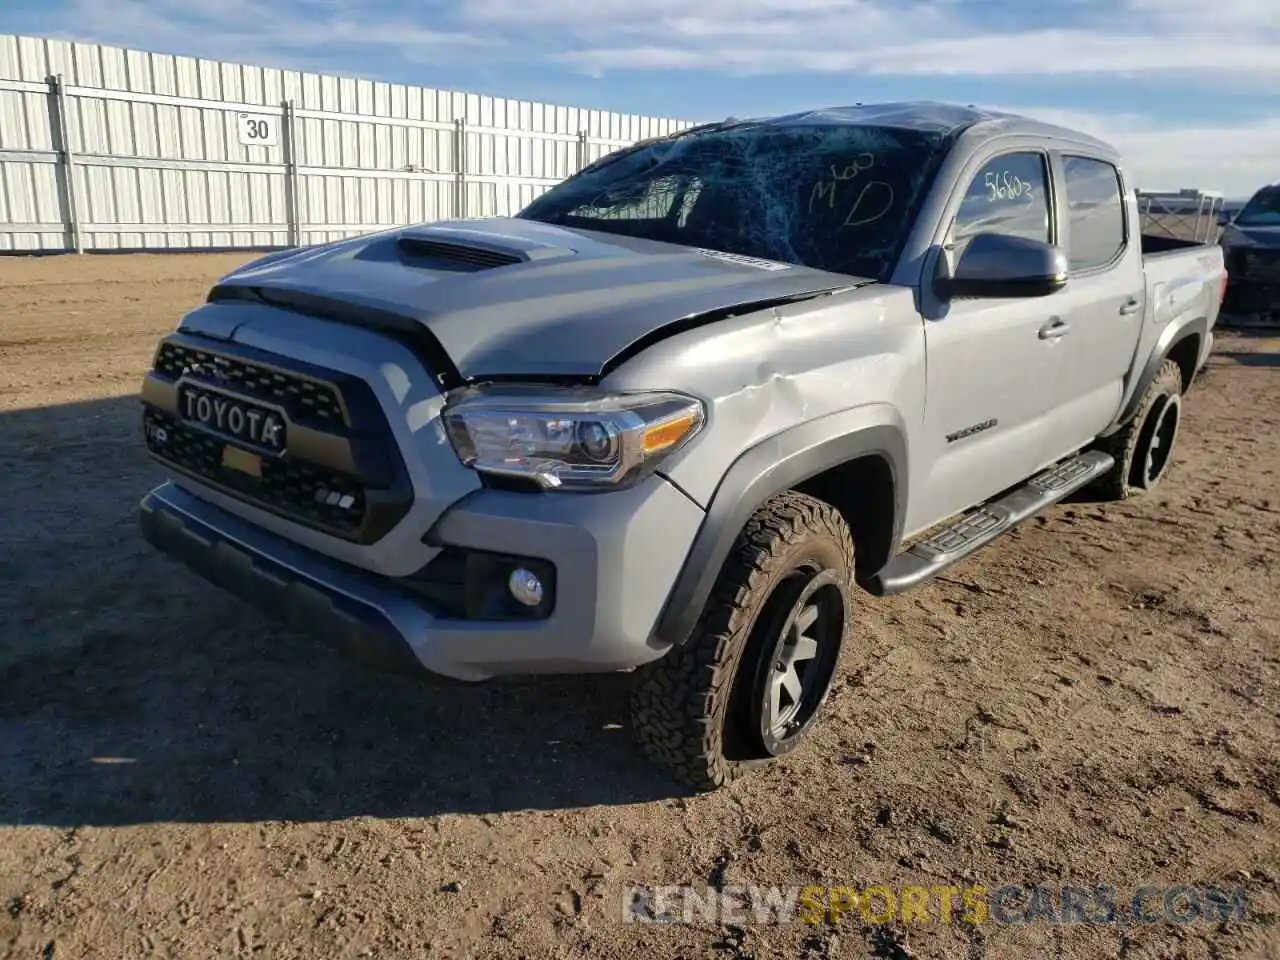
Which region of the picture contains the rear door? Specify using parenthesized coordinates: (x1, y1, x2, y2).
(910, 147, 1068, 533)
(1041, 153, 1145, 457)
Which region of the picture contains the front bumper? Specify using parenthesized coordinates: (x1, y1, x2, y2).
(1221, 248, 1280, 328)
(139, 478, 704, 682)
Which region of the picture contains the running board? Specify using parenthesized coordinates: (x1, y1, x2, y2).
(865, 450, 1115, 596)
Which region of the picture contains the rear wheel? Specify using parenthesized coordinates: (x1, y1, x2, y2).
(630, 491, 854, 791)
(1093, 359, 1184, 500)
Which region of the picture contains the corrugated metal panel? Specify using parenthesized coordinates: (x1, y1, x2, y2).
(0, 34, 695, 252)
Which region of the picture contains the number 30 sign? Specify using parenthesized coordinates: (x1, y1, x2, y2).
(236, 112, 278, 147)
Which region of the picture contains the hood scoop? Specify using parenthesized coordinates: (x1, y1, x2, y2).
(396, 236, 526, 271)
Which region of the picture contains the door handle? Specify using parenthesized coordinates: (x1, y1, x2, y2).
(1038, 318, 1071, 340)
(1118, 298, 1141, 316)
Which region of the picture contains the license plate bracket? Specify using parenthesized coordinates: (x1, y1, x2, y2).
(221, 445, 263, 477)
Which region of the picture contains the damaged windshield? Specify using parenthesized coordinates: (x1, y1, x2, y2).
(517, 122, 954, 281)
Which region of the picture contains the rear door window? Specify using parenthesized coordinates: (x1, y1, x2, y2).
(1062, 156, 1126, 271)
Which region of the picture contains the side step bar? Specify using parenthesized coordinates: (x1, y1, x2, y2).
(865, 450, 1115, 596)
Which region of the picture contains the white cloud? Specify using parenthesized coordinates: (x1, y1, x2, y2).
(46, 0, 1280, 83)
(27, 0, 1280, 195)
(1124, 0, 1274, 32)
(465, 0, 1280, 82)
(555, 33, 1280, 78)
(456, 0, 1279, 194)
(59, 0, 491, 70)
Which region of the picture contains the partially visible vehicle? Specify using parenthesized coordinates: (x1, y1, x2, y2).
(1220, 183, 1280, 329)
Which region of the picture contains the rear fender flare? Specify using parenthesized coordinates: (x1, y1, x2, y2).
(654, 407, 907, 649)
(1103, 314, 1209, 436)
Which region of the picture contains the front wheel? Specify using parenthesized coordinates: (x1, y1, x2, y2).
(630, 491, 854, 791)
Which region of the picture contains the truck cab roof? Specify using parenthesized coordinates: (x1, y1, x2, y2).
(689, 101, 1117, 157)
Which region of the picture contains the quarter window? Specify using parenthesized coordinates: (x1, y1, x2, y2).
(951, 152, 1051, 255)
(1062, 156, 1126, 271)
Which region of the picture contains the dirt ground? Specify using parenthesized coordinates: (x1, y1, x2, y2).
(0, 253, 1277, 960)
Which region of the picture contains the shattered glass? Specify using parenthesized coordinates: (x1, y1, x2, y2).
(518, 118, 956, 282)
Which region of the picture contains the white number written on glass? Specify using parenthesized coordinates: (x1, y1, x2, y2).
(984, 170, 1034, 202)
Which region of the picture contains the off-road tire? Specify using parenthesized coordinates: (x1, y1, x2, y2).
(630, 491, 854, 792)
(1093, 359, 1184, 500)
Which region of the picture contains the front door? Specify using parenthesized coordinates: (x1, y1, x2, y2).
(908, 148, 1070, 534)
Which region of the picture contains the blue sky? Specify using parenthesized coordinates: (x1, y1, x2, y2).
(7, 0, 1278, 196)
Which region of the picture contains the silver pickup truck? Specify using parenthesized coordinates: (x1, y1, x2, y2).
(138, 102, 1226, 790)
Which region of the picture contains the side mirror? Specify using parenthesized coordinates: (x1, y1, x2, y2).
(936, 233, 1068, 300)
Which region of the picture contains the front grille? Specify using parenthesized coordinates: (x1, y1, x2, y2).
(1223, 248, 1280, 315)
(1230, 248, 1280, 284)
(155, 342, 346, 426)
(145, 411, 366, 534)
(1222, 281, 1280, 315)
(396, 237, 523, 270)
(143, 335, 414, 543)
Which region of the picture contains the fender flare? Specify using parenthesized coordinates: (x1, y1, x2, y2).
(1102, 314, 1209, 437)
(654, 407, 908, 648)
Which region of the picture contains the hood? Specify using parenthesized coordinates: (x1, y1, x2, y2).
(1221, 222, 1280, 250)
(206, 218, 861, 380)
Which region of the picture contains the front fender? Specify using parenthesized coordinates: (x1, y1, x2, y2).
(654, 406, 907, 648)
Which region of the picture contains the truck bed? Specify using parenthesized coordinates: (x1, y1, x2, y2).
(1140, 233, 1218, 259)
(1141, 232, 1226, 323)
(1133, 234, 1226, 377)
(1140, 233, 1225, 308)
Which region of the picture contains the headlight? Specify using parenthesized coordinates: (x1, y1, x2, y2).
(441, 384, 705, 490)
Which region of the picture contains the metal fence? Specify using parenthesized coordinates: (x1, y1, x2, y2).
(1135, 188, 1226, 245)
(0, 34, 695, 252)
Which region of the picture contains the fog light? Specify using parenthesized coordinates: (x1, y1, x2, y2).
(508, 567, 544, 607)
